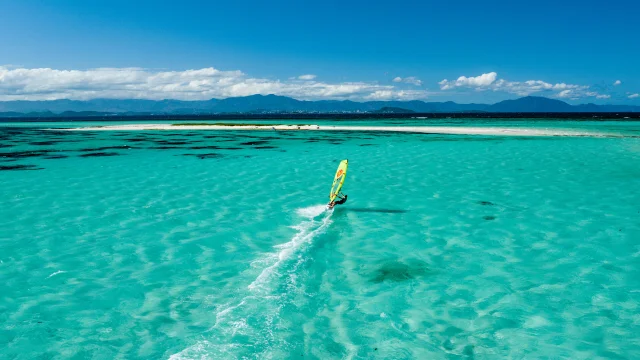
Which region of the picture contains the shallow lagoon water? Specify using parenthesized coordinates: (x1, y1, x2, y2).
(1, 120, 639, 359)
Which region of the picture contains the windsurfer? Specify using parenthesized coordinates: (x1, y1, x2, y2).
(328, 194, 348, 209)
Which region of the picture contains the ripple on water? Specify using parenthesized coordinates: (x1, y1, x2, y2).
(1, 123, 640, 359)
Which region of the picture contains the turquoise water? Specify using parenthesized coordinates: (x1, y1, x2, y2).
(1, 121, 639, 359)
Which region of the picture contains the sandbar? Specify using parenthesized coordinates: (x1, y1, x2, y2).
(60, 123, 612, 137)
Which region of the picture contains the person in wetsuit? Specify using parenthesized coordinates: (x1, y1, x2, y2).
(328, 194, 347, 209)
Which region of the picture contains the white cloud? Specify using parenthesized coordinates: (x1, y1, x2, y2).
(557, 90, 573, 98)
(439, 71, 609, 99)
(392, 76, 422, 86)
(614, 80, 621, 86)
(297, 74, 316, 80)
(438, 72, 497, 90)
(629, 93, 639, 99)
(403, 77, 422, 86)
(364, 89, 428, 100)
(0, 66, 430, 101)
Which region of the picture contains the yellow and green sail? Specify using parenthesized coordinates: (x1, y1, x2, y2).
(329, 159, 348, 202)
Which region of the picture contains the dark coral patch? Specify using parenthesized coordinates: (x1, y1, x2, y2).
(195, 153, 223, 159)
(0, 151, 53, 159)
(370, 259, 431, 283)
(79, 152, 121, 157)
(30, 141, 59, 146)
(189, 145, 222, 150)
(181, 153, 224, 159)
(79, 145, 135, 152)
(0, 164, 43, 171)
(477, 201, 495, 206)
(240, 140, 270, 146)
(153, 141, 190, 145)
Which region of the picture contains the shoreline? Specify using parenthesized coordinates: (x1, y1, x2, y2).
(57, 123, 617, 137)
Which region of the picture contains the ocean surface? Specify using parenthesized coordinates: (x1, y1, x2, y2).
(1, 119, 639, 359)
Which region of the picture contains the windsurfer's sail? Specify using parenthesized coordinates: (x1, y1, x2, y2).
(329, 159, 348, 202)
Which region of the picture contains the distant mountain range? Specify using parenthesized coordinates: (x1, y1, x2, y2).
(0, 95, 639, 117)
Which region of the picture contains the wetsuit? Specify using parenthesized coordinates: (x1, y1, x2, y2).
(334, 195, 348, 205)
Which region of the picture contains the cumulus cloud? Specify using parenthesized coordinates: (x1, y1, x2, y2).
(297, 74, 316, 80)
(557, 90, 573, 98)
(392, 76, 422, 86)
(629, 93, 639, 99)
(0, 66, 430, 101)
(438, 72, 497, 90)
(438, 71, 609, 99)
(364, 89, 427, 100)
(614, 80, 621, 86)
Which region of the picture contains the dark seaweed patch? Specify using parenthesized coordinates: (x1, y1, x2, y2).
(483, 216, 496, 221)
(79, 145, 135, 152)
(219, 147, 243, 150)
(0, 150, 53, 159)
(198, 153, 223, 159)
(240, 140, 270, 146)
(230, 134, 263, 139)
(153, 141, 190, 145)
(79, 152, 121, 157)
(189, 145, 222, 150)
(40, 130, 69, 136)
(148, 146, 184, 150)
(370, 259, 431, 283)
(43, 155, 69, 159)
(477, 201, 495, 206)
(182, 153, 223, 159)
(0, 164, 43, 171)
(29, 141, 59, 146)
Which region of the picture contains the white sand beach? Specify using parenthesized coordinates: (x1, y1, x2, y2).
(60, 123, 612, 137)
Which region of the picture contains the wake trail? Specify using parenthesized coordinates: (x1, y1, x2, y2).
(249, 204, 332, 293)
(170, 204, 332, 360)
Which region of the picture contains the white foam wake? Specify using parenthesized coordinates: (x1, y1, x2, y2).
(248, 204, 332, 293)
(169, 205, 333, 360)
(46, 270, 66, 279)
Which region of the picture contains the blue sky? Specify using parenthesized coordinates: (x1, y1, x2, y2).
(1, 0, 638, 103)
